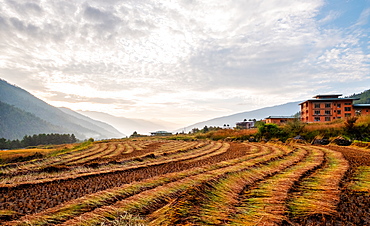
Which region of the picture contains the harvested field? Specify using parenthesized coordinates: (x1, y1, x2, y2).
(0, 140, 368, 225)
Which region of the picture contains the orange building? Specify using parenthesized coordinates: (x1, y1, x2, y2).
(265, 116, 295, 124)
(353, 104, 370, 116)
(300, 94, 359, 123)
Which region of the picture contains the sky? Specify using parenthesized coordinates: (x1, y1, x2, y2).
(0, 0, 369, 127)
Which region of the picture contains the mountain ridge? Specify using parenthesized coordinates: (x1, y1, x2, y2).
(180, 101, 301, 132)
(78, 111, 181, 136)
(0, 79, 123, 140)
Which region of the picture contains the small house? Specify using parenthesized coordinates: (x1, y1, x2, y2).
(265, 116, 295, 124)
(150, 131, 172, 136)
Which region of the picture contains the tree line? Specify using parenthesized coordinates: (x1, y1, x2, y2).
(0, 133, 77, 150)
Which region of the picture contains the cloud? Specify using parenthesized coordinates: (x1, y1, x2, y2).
(46, 91, 135, 105)
(0, 0, 369, 125)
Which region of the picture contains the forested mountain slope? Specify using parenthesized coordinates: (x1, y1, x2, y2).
(0, 101, 65, 140)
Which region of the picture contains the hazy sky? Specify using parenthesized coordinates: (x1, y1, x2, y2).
(0, 0, 369, 127)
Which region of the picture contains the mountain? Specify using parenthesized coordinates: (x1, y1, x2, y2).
(182, 101, 301, 132)
(0, 101, 65, 140)
(0, 79, 123, 140)
(78, 111, 180, 136)
(58, 107, 125, 137)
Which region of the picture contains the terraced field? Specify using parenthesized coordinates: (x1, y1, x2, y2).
(0, 139, 369, 225)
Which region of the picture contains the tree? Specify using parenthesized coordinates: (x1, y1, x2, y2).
(283, 118, 305, 137)
(257, 123, 282, 141)
(0, 138, 8, 149)
(70, 134, 77, 143)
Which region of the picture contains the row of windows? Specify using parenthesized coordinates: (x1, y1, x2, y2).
(313, 114, 351, 121)
(313, 103, 351, 108)
(312, 108, 351, 115)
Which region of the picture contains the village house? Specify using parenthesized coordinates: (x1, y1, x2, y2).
(265, 116, 295, 124)
(299, 94, 370, 123)
(236, 120, 255, 129)
(150, 131, 172, 136)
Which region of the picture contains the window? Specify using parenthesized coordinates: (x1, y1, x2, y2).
(338, 117, 341, 119)
(344, 107, 351, 111)
(314, 110, 320, 115)
(325, 117, 331, 121)
(344, 103, 351, 105)
(337, 104, 341, 108)
(314, 117, 320, 121)
(314, 103, 320, 108)
(345, 113, 351, 117)
(325, 103, 331, 108)
(337, 110, 341, 115)
(325, 110, 331, 115)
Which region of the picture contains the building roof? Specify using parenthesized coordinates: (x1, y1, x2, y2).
(299, 97, 360, 105)
(236, 121, 255, 125)
(265, 116, 295, 119)
(353, 104, 370, 107)
(313, 94, 342, 99)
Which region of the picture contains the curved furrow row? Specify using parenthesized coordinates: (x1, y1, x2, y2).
(40, 143, 103, 167)
(57, 144, 294, 225)
(55, 143, 110, 166)
(146, 141, 209, 157)
(147, 145, 305, 226)
(99, 143, 126, 161)
(66, 143, 118, 165)
(0, 141, 211, 187)
(310, 145, 370, 225)
(4, 142, 258, 225)
(0, 142, 97, 175)
(0, 141, 163, 185)
(286, 145, 349, 224)
(154, 142, 222, 162)
(0, 141, 241, 216)
(229, 146, 325, 225)
(183, 142, 230, 163)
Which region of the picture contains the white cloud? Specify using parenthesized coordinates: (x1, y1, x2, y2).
(0, 0, 369, 126)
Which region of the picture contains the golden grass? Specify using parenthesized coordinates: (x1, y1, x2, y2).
(303, 122, 344, 132)
(0, 148, 54, 160)
(230, 146, 324, 225)
(54, 144, 288, 225)
(0, 143, 79, 162)
(147, 144, 295, 226)
(287, 146, 349, 217)
(0, 141, 215, 186)
(197, 128, 258, 140)
(347, 166, 370, 192)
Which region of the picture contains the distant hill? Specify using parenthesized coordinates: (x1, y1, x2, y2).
(351, 89, 370, 104)
(0, 79, 123, 140)
(58, 107, 125, 137)
(0, 101, 65, 140)
(78, 111, 181, 136)
(181, 101, 301, 132)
